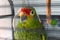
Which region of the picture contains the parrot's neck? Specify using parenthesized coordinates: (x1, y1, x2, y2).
(34, 15, 41, 23)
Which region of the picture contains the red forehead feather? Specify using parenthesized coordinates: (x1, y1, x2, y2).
(20, 8, 31, 15)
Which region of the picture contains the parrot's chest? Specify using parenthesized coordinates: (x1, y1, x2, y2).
(22, 18, 42, 29)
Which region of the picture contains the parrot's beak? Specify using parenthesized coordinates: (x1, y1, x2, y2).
(19, 12, 27, 21)
(19, 12, 25, 17)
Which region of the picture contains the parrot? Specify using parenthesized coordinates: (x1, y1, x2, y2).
(14, 6, 48, 40)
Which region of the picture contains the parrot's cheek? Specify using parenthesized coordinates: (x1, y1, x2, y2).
(27, 15, 33, 19)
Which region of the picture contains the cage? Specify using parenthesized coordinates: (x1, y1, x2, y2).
(0, 0, 60, 40)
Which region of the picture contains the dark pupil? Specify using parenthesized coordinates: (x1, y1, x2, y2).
(32, 11, 33, 14)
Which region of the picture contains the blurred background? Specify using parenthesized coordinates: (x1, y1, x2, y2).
(0, 0, 60, 40)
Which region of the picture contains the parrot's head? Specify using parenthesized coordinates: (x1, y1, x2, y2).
(18, 7, 37, 21)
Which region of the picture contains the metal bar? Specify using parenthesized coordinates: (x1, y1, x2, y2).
(0, 15, 12, 18)
(0, 37, 12, 40)
(8, 0, 15, 16)
(0, 0, 15, 18)
(8, 0, 15, 40)
(12, 3, 60, 7)
(0, 27, 12, 30)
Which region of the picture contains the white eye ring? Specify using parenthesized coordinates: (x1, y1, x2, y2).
(30, 11, 34, 16)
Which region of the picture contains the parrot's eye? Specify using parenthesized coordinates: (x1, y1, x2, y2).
(31, 11, 33, 14)
(30, 11, 34, 16)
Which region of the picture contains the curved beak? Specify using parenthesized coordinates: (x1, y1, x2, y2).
(18, 12, 27, 21)
(19, 12, 25, 17)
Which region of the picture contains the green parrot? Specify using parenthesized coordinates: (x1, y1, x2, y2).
(14, 6, 48, 40)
